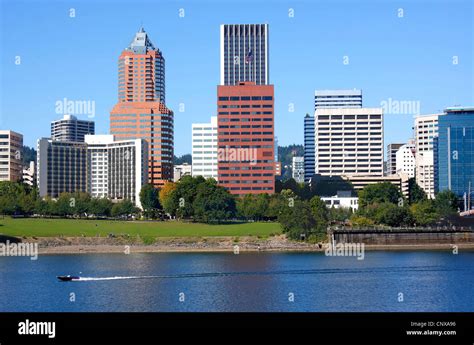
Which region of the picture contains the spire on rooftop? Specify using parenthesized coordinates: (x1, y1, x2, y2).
(126, 27, 156, 53)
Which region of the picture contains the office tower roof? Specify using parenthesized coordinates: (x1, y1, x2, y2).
(126, 27, 158, 54)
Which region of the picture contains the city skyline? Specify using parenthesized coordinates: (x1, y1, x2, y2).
(1, 0, 472, 156)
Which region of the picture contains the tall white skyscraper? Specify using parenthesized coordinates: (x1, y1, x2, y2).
(220, 24, 269, 85)
(414, 114, 440, 198)
(314, 107, 384, 177)
(0, 130, 23, 182)
(192, 116, 218, 180)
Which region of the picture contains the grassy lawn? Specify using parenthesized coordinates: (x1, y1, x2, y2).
(0, 217, 282, 238)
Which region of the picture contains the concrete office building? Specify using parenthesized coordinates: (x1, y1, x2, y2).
(292, 156, 305, 183)
(345, 174, 409, 198)
(396, 140, 416, 178)
(0, 130, 23, 182)
(414, 114, 440, 199)
(304, 114, 315, 182)
(386, 143, 404, 176)
(192, 116, 218, 180)
(217, 81, 275, 194)
(51, 114, 94, 142)
(314, 107, 384, 177)
(220, 24, 269, 86)
(85, 135, 148, 208)
(37, 138, 88, 198)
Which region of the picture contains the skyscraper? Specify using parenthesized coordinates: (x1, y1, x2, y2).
(110, 28, 173, 188)
(435, 107, 474, 204)
(304, 114, 315, 182)
(51, 114, 94, 142)
(220, 24, 269, 86)
(414, 114, 440, 198)
(314, 107, 384, 177)
(217, 81, 275, 194)
(395, 140, 416, 178)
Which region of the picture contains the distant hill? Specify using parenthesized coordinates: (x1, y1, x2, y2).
(278, 144, 304, 180)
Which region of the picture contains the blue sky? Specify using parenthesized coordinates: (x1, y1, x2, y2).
(1, 0, 473, 156)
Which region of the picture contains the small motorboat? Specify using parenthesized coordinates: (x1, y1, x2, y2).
(57, 275, 80, 282)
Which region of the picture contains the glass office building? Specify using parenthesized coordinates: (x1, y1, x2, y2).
(436, 107, 474, 204)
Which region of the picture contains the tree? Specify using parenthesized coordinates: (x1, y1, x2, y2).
(309, 196, 329, 230)
(278, 200, 317, 240)
(358, 182, 402, 209)
(159, 181, 177, 214)
(408, 178, 427, 204)
(89, 198, 113, 217)
(192, 180, 236, 223)
(434, 190, 459, 217)
(111, 200, 138, 218)
(162, 175, 206, 219)
(410, 200, 438, 226)
(140, 184, 161, 218)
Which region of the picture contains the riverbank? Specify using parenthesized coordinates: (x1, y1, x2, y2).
(25, 235, 474, 254)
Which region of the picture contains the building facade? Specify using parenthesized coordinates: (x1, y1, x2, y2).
(37, 138, 88, 198)
(386, 143, 404, 176)
(220, 24, 269, 86)
(304, 114, 315, 182)
(174, 163, 192, 182)
(217, 81, 275, 195)
(292, 156, 305, 183)
(395, 140, 416, 178)
(191, 116, 218, 180)
(110, 28, 173, 188)
(314, 89, 362, 109)
(414, 114, 440, 198)
(0, 130, 23, 182)
(345, 174, 410, 198)
(436, 107, 474, 204)
(314, 107, 384, 177)
(85, 135, 148, 208)
(51, 114, 94, 142)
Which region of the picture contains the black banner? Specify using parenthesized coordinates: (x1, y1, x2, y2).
(0, 312, 472, 345)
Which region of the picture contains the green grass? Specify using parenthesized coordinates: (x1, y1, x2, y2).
(0, 217, 282, 238)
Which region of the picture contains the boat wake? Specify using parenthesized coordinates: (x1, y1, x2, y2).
(64, 265, 459, 282)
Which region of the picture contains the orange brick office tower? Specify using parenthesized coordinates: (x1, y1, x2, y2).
(110, 28, 173, 188)
(217, 82, 275, 195)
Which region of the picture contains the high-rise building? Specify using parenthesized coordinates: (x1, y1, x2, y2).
(414, 114, 440, 198)
(217, 81, 275, 194)
(314, 107, 384, 177)
(304, 114, 315, 182)
(37, 138, 88, 198)
(84, 135, 148, 208)
(110, 28, 173, 188)
(292, 156, 305, 183)
(435, 107, 474, 204)
(191, 116, 218, 180)
(386, 143, 404, 176)
(396, 140, 416, 178)
(314, 89, 362, 109)
(220, 24, 269, 86)
(51, 114, 94, 142)
(0, 130, 23, 182)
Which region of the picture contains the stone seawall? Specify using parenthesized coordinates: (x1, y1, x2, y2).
(331, 229, 474, 245)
